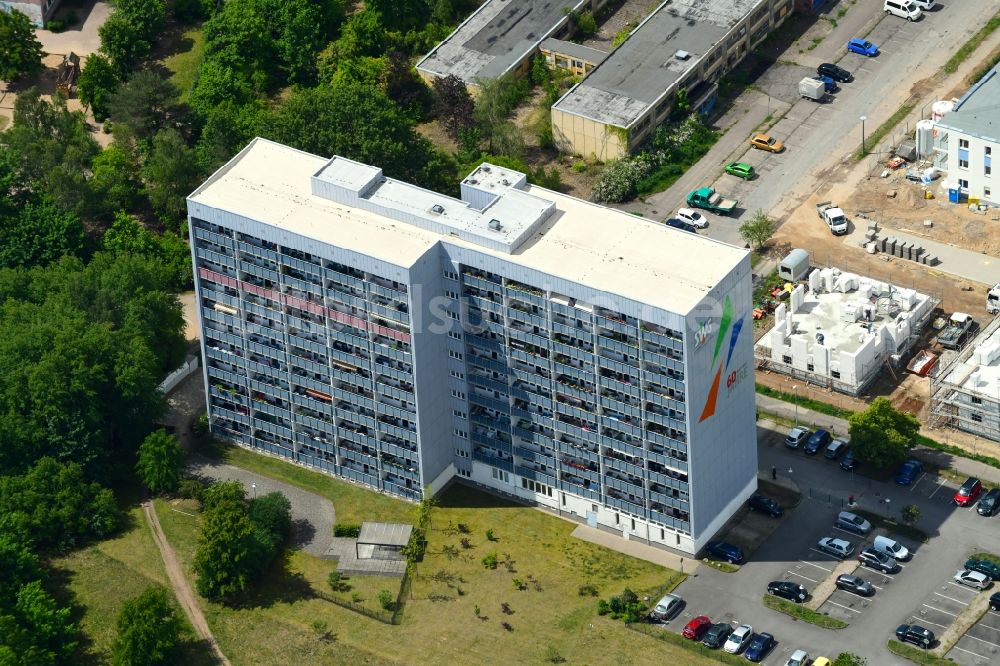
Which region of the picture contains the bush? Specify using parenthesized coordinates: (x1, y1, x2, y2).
(578, 583, 599, 597)
(177, 478, 205, 502)
(334, 523, 361, 538)
(47, 19, 66, 32)
(512, 577, 526, 591)
(486, 528, 496, 541)
(575, 10, 597, 37)
(482, 552, 499, 569)
(596, 599, 610, 615)
(377, 589, 393, 610)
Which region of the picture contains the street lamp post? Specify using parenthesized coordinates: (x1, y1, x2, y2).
(860, 115, 868, 155)
(252, 482, 257, 499)
(792, 385, 799, 425)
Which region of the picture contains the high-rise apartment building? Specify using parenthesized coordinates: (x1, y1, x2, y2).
(188, 138, 756, 554)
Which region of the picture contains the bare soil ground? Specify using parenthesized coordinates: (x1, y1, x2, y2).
(580, 0, 655, 52)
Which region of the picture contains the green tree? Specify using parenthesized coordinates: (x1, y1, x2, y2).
(112, 586, 182, 666)
(109, 71, 179, 141)
(0, 10, 44, 82)
(433, 74, 474, 140)
(202, 480, 246, 512)
(136, 430, 184, 494)
(194, 498, 256, 599)
(77, 53, 121, 121)
(739, 209, 775, 250)
(336, 9, 387, 59)
(6, 580, 78, 664)
(833, 653, 868, 666)
(98, 0, 167, 77)
(143, 128, 201, 226)
(89, 142, 144, 216)
(900, 504, 921, 526)
(848, 397, 920, 469)
(473, 75, 530, 158)
(249, 492, 292, 547)
(0, 198, 84, 269)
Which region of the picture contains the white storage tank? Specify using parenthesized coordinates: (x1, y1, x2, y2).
(916, 119, 934, 158)
(931, 100, 954, 121)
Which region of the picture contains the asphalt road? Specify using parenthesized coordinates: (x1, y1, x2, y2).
(670, 420, 1000, 664)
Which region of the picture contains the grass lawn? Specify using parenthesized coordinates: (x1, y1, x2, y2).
(50, 506, 216, 665)
(762, 594, 848, 629)
(162, 27, 205, 103)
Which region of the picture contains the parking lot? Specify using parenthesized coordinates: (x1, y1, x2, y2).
(903, 571, 979, 637)
(651, 609, 809, 666)
(948, 609, 1000, 665)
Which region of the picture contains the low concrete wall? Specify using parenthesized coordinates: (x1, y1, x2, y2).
(158, 357, 199, 395)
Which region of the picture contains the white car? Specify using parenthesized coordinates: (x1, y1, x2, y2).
(955, 569, 991, 590)
(723, 624, 753, 654)
(649, 593, 683, 622)
(785, 426, 810, 448)
(817, 537, 854, 559)
(676, 208, 709, 229)
(785, 650, 810, 666)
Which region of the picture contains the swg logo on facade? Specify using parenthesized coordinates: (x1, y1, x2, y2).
(698, 295, 745, 422)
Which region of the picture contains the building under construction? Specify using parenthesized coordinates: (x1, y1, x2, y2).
(931, 316, 1000, 441)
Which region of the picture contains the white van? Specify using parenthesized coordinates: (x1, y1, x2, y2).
(884, 0, 922, 20)
(873, 535, 911, 561)
(910, 0, 935, 10)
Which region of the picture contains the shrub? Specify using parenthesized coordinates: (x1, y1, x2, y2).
(351, 592, 362, 603)
(47, 19, 66, 32)
(460, 537, 472, 549)
(512, 577, 526, 591)
(578, 583, 599, 597)
(501, 602, 512, 614)
(572, 161, 587, 173)
(457, 523, 470, 534)
(328, 571, 349, 592)
(544, 645, 566, 663)
(596, 599, 610, 615)
(334, 523, 361, 538)
(501, 621, 513, 632)
(377, 589, 393, 610)
(486, 528, 496, 541)
(482, 552, 499, 569)
(177, 478, 205, 502)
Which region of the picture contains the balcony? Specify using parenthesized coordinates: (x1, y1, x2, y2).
(472, 448, 514, 472)
(605, 494, 646, 517)
(515, 465, 557, 487)
(560, 477, 600, 501)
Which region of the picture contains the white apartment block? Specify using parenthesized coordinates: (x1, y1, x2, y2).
(935, 64, 999, 205)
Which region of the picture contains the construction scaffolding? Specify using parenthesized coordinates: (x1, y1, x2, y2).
(930, 315, 1000, 441)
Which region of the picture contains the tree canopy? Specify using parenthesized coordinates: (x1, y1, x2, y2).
(848, 397, 920, 469)
(136, 430, 184, 494)
(0, 10, 44, 82)
(112, 586, 182, 666)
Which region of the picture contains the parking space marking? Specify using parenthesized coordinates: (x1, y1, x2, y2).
(833, 526, 864, 538)
(971, 622, 1000, 634)
(945, 583, 978, 596)
(787, 570, 820, 583)
(951, 645, 991, 660)
(823, 600, 862, 614)
(801, 557, 833, 571)
(910, 472, 926, 491)
(937, 590, 973, 604)
(929, 479, 948, 498)
(961, 633, 1000, 649)
(870, 583, 883, 590)
(923, 603, 958, 617)
(912, 616, 950, 629)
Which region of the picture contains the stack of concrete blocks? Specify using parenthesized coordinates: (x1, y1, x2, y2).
(876, 236, 939, 266)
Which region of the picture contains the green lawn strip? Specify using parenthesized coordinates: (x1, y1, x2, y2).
(855, 102, 916, 160)
(703, 560, 740, 573)
(203, 440, 413, 525)
(755, 384, 854, 420)
(629, 623, 751, 665)
(971, 552, 1000, 567)
(761, 594, 848, 629)
(942, 11, 1000, 74)
(162, 27, 205, 103)
(915, 434, 1000, 472)
(851, 508, 929, 543)
(888, 640, 952, 665)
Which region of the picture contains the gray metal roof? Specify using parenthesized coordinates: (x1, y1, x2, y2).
(358, 522, 414, 548)
(935, 65, 1000, 143)
(539, 38, 608, 65)
(416, 0, 589, 84)
(553, 0, 764, 127)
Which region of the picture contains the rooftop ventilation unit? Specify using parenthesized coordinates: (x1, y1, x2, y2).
(488, 219, 503, 232)
(430, 204, 445, 215)
(674, 50, 691, 61)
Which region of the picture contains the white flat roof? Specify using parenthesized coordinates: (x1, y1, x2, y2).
(188, 138, 747, 315)
(945, 322, 1000, 399)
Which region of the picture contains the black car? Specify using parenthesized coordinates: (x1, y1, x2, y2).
(896, 624, 935, 649)
(748, 494, 784, 518)
(702, 623, 733, 649)
(859, 547, 900, 574)
(767, 580, 808, 603)
(965, 558, 1000, 580)
(990, 592, 1000, 611)
(840, 448, 857, 471)
(836, 574, 875, 596)
(818, 62, 853, 83)
(804, 428, 832, 454)
(979, 488, 1000, 516)
(706, 541, 745, 564)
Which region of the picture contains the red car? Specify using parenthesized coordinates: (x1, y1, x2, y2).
(682, 615, 712, 640)
(954, 477, 983, 506)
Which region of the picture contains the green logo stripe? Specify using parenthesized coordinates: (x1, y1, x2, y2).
(712, 295, 733, 364)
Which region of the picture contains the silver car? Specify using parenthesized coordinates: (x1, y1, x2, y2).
(649, 593, 683, 621)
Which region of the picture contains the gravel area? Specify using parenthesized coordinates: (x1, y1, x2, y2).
(188, 458, 336, 557)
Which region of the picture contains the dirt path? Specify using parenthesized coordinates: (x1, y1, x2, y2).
(143, 501, 231, 666)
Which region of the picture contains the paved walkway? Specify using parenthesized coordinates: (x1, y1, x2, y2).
(189, 458, 336, 557)
(143, 501, 231, 666)
(570, 524, 699, 574)
(35, 0, 110, 56)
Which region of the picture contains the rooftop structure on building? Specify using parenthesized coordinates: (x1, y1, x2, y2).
(188, 138, 756, 556)
(931, 316, 1000, 443)
(935, 64, 1000, 143)
(755, 261, 936, 395)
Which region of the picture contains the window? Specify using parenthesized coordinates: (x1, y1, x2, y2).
(986, 188, 992, 197)
(443, 270, 459, 281)
(562, 493, 567, 506)
(831, 370, 841, 379)
(988, 147, 993, 156)
(987, 165, 992, 176)
(972, 413, 984, 423)
(447, 310, 460, 320)
(454, 428, 468, 438)
(456, 448, 469, 458)
(450, 370, 465, 380)
(660, 528, 665, 540)
(630, 518, 636, 530)
(782, 355, 792, 364)
(959, 179, 969, 189)
(446, 290, 459, 299)
(453, 409, 467, 419)
(448, 331, 462, 340)
(960, 139, 969, 148)
(492, 468, 509, 483)
(458, 468, 471, 477)
(449, 350, 464, 360)
(614, 513, 620, 525)
(451, 390, 466, 400)
(960, 158, 969, 169)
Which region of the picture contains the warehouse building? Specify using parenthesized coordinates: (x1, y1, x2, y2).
(187, 138, 756, 555)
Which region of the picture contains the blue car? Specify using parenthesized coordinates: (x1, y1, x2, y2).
(811, 75, 837, 92)
(706, 541, 745, 564)
(804, 429, 832, 454)
(744, 632, 775, 662)
(848, 38, 878, 56)
(895, 459, 923, 485)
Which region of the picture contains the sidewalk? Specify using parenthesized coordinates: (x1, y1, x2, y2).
(570, 524, 699, 574)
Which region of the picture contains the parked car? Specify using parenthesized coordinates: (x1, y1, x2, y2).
(703, 623, 734, 649)
(817, 537, 854, 559)
(990, 592, 1000, 611)
(724, 624, 753, 654)
(724, 162, 756, 180)
(683, 615, 712, 639)
(785, 426, 810, 448)
(785, 650, 810, 666)
(839, 447, 858, 471)
(706, 542, 745, 564)
(748, 494, 784, 518)
(812, 658, 832, 666)
(979, 488, 1000, 516)
(896, 624, 935, 648)
(859, 547, 900, 574)
(767, 580, 808, 603)
(665, 218, 698, 233)
(955, 569, 991, 590)
(649, 593, 683, 622)
(675, 208, 710, 229)
(966, 558, 1000, 580)
(818, 62, 853, 83)
(895, 459, 923, 485)
(744, 632, 775, 662)
(836, 510, 872, 535)
(847, 38, 879, 56)
(954, 477, 983, 506)
(874, 535, 911, 561)
(750, 134, 784, 153)
(825, 438, 849, 460)
(804, 428, 832, 454)
(836, 574, 875, 596)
